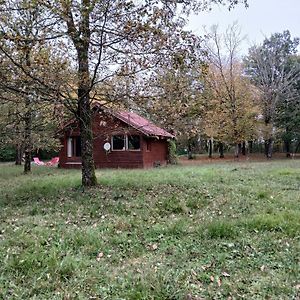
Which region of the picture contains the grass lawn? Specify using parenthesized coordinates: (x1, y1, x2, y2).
(0, 160, 299, 299)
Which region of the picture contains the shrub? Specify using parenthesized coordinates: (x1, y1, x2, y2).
(0, 145, 16, 162)
(168, 140, 178, 165)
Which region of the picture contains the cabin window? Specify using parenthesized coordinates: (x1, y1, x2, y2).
(67, 136, 81, 157)
(128, 135, 140, 150)
(112, 135, 126, 150)
(111, 135, 141, 151)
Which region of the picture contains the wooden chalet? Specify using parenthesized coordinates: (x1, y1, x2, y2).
(59, 105, 175, 169)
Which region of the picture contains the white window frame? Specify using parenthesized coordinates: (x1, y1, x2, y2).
(111, 135, 126, 151)
(127, 135, 141, 151)
(67, 137, 73, 158)
(111, 134, 141, 151)
(67, 136, 81, 157)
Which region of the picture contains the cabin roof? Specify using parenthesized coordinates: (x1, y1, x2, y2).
(60, 104, 175, 139)
(112, 111, 174, 139)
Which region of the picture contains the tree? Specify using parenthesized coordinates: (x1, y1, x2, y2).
(0, 0, 248, 186)
(275, 55, 300, 156)
(244, 30, 300, 158)
(203, 24, 259, 157)
(0, 51, 61, 168)
(0, 1, 66, 172)
(142, 33, 206, 158)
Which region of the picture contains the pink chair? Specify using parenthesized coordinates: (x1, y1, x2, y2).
(33, 157, 45, 166)
(46, 157, 59, 166)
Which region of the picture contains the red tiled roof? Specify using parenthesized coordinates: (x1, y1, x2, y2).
(114, 111, 174, 138)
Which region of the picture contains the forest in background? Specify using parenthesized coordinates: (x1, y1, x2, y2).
(0, 0, 299, 185)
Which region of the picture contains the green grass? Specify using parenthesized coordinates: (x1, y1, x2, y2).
(0, 161, 300, 299)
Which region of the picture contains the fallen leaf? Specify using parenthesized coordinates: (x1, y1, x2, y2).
(210, 275, 214, 282)
(222, 271, 230, 277)
(96, 252, 104, 261)
(217, 277, 222, 287)
(260, 265, 265, 272)
(185, 295, 204, 300)
(201, 262, 212, 270)
(150, 243, 158, 251)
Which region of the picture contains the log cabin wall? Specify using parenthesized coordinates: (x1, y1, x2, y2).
(143, 138, 168, 168)
(59, 111, 169, 169)
(92, 113, 144, 168)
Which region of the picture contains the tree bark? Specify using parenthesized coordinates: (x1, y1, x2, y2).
(187, 139, 193, 160)
(248, 140, 253, 154)
(208, 138, 213, 158)
(219, 142, 224, 158)
(234, 144, 239, 158)
(242, 141, 246, 156)
(264, 138, 273, 158)
(295, 141, 300, 154)
(284, 139, 291, 158)
(15, 144, 22, 165)
(284, 127, 291, 157)
(75, 1, 97, 187)
(78, 89, 97, 187)
(66, 0, 97, 187)
(24, 49, 32, 174)
(24, 97, 32, 173)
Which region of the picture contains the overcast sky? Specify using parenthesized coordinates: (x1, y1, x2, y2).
(186, 0, 300, 55)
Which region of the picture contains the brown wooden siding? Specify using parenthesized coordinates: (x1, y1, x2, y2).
(143, 138, 168, 168)
(59, 112, 169, 169)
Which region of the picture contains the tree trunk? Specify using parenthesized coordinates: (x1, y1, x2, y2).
(24, 49, 32, 174)
(248, 140, 253, 154)
(264, 138, 273, 158)
(219, 142, 224, 158)
(234, 144, 239, 158)
(76, 35, 97, 186)
(242, 141, 246, 156)
(208, 138, 213, 158)
(67, 0, 97, 187)
(284, 139, 291, 158)
(78, 94, 97, 187)
(295, 141, 300, 154)
(24, 97, 32, 173)
(284, 127, 291, 157)
(187, 139, 193, 160)
(238, 143, 242, 154)
(15, 144, 22, 165)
